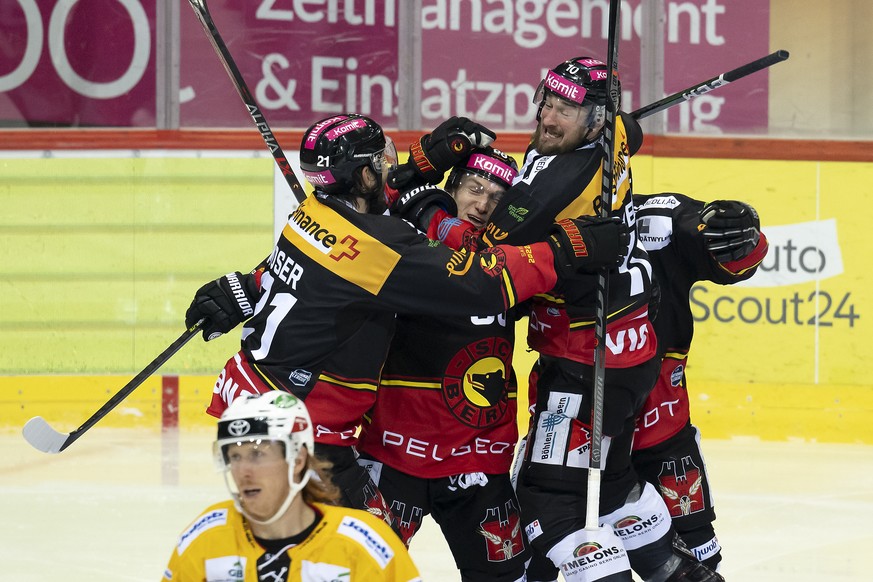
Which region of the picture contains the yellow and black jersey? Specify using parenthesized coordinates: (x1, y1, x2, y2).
(162, 500, 421, 582)
(482, 112, 652, 320)
(481, 113, 657, 366)
(239, 194, 557, 396)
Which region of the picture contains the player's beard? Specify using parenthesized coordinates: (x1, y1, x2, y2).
(532, 122, 588, 155)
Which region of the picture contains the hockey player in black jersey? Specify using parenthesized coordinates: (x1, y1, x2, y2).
(357, 147, 531, 581)
(524, 193, 766, 580)
(397, 58, 725, 581)
(631, 193, 768, 571)
(184, 114, 629, 530)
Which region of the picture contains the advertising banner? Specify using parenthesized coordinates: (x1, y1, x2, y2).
(0, 0, 157, 127)
(2, 0, 769, 132)
(421, 0, 769, 132)
(179, 0, 399, 127)
(640, 157, 870, 388)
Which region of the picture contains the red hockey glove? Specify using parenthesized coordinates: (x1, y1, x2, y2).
(185, 271, 259, 341)
(547, 216, 629, 277)
(700, 200, 761, 262)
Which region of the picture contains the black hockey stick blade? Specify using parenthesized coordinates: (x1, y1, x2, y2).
(22, 320, 204, 454)
(631, 49, 790, 120)
(186, 0, 307, 204)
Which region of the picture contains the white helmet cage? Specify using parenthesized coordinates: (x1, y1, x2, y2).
(213, 391, 315, 525)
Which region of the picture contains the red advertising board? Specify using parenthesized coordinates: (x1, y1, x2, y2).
(0, 0, 769, 133)
(0, 0, 157, 127)
(421, 0, 770, 133)
(179, 0, 399, 128)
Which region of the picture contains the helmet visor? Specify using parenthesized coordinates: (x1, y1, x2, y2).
(372, 134, 398, 175)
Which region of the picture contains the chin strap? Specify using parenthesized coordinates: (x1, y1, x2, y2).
(226, 467, 313, 526)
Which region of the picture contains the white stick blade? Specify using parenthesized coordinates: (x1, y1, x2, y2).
(22, 417, 69, 454)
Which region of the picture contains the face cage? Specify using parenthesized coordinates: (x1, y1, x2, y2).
(214, 436, 312, 526)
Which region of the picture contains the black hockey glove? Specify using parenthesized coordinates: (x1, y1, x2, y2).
(390, 185, 458, 231)
(408, 116, 496, 184)
(547, 216, 629, 278)
(185, 271, 259, 341)
(700, 200, 761, 262)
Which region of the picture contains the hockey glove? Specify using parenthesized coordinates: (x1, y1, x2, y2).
(185, 271, 259, 341)
(700, 200, 761, 262)
(408, 116, 496, 184)
(547, 216, 629, 278)
(390, 185, 458, 231)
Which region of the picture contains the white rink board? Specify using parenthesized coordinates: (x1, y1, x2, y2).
(1, 429, 871, 581)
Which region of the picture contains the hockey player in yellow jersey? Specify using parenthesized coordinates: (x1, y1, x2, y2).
(162, 391, 421, 582)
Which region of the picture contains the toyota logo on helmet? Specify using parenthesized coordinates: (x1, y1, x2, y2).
(227, 419, 251, 437)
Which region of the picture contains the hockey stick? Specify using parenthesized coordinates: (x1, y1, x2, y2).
(587, 0, 622, 531)
(631, 50, 790, 120)
(186, 0, 306, 204)
(22, 319, 204, 454)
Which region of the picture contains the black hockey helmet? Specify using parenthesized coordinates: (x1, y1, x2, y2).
(445, 146, 518, 193)
(534, 56, 616, 130)
(299, 114, 395, 195)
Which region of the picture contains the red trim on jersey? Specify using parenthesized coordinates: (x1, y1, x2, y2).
(526, 304, 658, 368)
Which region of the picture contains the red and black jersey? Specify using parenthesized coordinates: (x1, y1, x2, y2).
(357, 310, 519, 478)
(486, 113, 657, 367)
(634, 192, 768, 358)
(632, 192, 768, 448)
(236, 193, 557, 404)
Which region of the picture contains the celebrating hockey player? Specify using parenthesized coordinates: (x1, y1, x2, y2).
(184, 114, 629, 526)
(161, 391, 421, 581)
(356, 146, 531, 580)
(524, 193, 767, 581)
(397, 57, 724, 581)
(631, 193, 769, 570)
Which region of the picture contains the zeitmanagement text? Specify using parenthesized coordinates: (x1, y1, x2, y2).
(256, 0, 730, 50)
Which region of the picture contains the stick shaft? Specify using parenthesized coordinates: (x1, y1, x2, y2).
(26, 321, 202, 453)
(631, 50, 789, 120)
(187, 0, 307, 203)
(587, 0, 622, 531)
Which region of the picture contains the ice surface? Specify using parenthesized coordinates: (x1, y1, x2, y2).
(2, 428, 870, 581)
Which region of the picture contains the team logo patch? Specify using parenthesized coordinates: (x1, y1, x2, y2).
(443, 337, 512, 428)
(477, 248, 507, 277)
(479, 501, 525, 562)
(657, 456, 706, 517)
(389, 498, 424, 547)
